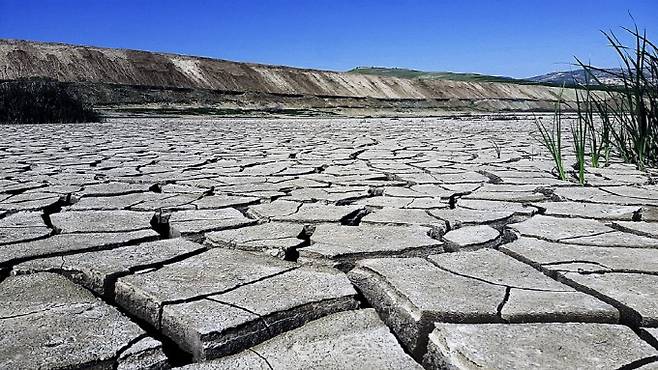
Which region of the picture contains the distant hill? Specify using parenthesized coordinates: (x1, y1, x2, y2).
(348, 67, 540, 85)
(528, 68, 624, 86)
(348, 66, 626, 90)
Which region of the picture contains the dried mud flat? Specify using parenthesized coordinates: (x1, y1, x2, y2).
(1, 116, 658, 369)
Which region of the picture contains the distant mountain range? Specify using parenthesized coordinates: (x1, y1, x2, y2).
(528, 68, 624, 86)
(348, 66, 622, 87)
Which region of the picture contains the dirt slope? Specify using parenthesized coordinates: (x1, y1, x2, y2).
(0, 39, 576, 113)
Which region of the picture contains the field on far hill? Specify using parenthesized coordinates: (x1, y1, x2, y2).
(348, 66, 619, 90)
(348, 66, 543, 85)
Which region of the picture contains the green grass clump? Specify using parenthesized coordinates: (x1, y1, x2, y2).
(0, 78, 101, 124)
(574, 81, 611, 168)
(575, 22, 657, 169)
(491, 139, 502, 159)
(537, 19, 656, 185)
(535, 90, 568, 181)
(571, 100, 588, 185)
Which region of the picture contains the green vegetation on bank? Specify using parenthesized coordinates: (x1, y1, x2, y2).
(348, 67, 619, 91)
(348, 67, 547, 86)
(0, 78, 101, 124)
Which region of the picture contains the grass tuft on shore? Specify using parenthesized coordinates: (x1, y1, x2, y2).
(575, 21, 657, 170)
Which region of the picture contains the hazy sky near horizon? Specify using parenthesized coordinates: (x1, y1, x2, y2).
(1, 0, 656, 78)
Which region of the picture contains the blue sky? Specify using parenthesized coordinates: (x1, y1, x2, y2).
(0, 0, 656, 78)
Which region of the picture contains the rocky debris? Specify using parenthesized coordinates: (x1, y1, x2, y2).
(205, 222, 307, 258)
(423, 323, 658, 370)
(50, 210, 156, 233)
(442, 225, 501, 250)
(13, 238, 207, 297)
(301, 224, 443, 270)
(349, 250, 617, 358)
(181, 309, 422, 370)
(114, 248, 358, 360)
(0, 273, 167, 369)
(0, 211, 51, 245)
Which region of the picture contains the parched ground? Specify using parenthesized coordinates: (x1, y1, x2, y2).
(1, 116, 658, 369)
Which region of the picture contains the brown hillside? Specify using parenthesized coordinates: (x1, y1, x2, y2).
(0, 39, 576, 113)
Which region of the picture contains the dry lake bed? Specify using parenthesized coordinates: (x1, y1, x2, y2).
(1, 116, 658, 369)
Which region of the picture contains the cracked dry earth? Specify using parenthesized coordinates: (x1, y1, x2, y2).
(1, 117, 658, 370)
